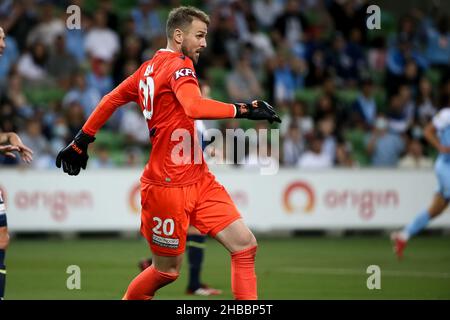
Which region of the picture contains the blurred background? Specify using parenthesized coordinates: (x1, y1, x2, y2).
(0, 0, 449, 299)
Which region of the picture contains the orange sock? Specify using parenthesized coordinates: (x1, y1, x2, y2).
(231, 245, 258, 300)
(122, 265, 179, 300)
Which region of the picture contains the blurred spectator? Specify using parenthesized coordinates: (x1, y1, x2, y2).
(282, 122, 304, 166)
(209, 9, 239, 67)
(19, 118, 53, 168)
(63, 71, 101, 116)
(297, 132, 332, 169)
(326, 0, 368, 43)
(119, 103, 149, 148)
(394, 14, 420, 47)
(90, 144, 115, 169)
(335, 141, 355, 167)
(423, 14, 450, 69)
(1, 1, 38, 52)
(313, 94, 336, 122)
(229, 1, 252, 43)
(226, 52, 262, 103)
(65, 101, 86, 138)
(388, 86, 415, 133)
(246, 15, 276, 62)
(0, 102, 19, 133)
(304, 48, 327, 87)
(367, 36, 387, 72)
(399, 59, 421, 94)
(280, 100, 314, 136)
(270, 49, 306, 104)
(0, 24, 19, 83)
(415, 77, 437, 126)
(321, 76, 341, 109)
(49, 115, 69, 156)
(252, 0, 284, 31)
(26, 1, 64, 48)
(386, 34, 428, 95)
(1, 72, 33, 119)
(17, 41, 49, 82)
(125, 146, 144, 167)
(86, 58, 113, 97)
(365, 115, 406, 167)
(352, 78, 377, 129)
(84, 9, 120, 62)
(272, 0, 309, 49)
(317, 115, 337, 162)
(398, 138, 433, 169)
(131, 0, 165, 43)
(46, 34, 78, 87)
(113, 35, 143, 85)
(99, 0, 120, 30)
(327, 32, 365, 86)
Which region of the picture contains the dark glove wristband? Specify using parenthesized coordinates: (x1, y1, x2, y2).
(73, 130, 96, 147)
(233, 103, 250, 119)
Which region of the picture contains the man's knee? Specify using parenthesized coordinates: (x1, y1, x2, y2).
(232, 231, 257, 253)
(215, 220, 258, 253)
(428, 194, 449, 217)
(152, 254, 184, 274)
(0, 228, 9, 250)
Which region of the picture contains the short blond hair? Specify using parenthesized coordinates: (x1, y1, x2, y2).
(166, 6, 210, 38)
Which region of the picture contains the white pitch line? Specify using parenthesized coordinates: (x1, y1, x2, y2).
(280, 267, 450, 279)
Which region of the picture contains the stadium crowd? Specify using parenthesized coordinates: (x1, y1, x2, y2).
(0, 0, 449, 169)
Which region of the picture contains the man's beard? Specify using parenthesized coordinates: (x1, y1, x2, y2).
(181, 43, 198, 64)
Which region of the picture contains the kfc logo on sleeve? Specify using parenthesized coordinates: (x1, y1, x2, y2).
(174, 68, 196, 80)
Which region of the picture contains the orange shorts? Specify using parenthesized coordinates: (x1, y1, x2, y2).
(140, 172, 241, 256)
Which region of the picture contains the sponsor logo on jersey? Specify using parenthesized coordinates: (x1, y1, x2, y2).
(152, 234, 180, 248)
(174, 68, 196, 80)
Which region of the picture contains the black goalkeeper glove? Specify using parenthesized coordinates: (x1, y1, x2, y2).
(55, 130, 95, 176)
(234, 100, 282, 124)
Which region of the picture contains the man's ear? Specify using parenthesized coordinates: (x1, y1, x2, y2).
(173, 28, 183, 45)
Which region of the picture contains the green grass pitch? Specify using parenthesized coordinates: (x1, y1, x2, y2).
(5, 236, 450, 299)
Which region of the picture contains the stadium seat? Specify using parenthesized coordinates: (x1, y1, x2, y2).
(295, 88, 320, 114)
(24, 87, 65, 107)
(425, 69, 442, 87)
(336, 89, 359, 105)
(94, 130, 126, 150)
(344, 128, 370, 166)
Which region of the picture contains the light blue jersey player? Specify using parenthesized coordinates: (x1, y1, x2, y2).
(391, 106, 450, 259)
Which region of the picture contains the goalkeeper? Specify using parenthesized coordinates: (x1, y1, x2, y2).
(56, 6, 280, 300)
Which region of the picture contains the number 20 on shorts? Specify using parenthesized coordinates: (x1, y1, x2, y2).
(152, 217, 175, 236)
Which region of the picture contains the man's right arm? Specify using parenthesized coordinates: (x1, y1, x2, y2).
(171, 59, 280, 123)
(175, 81, 281, 123)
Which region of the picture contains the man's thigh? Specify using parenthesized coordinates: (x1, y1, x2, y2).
(140, 183, 193, 257)
(190, 173, 241, 238)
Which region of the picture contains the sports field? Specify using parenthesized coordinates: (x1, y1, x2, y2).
(5, 236, 450, 300)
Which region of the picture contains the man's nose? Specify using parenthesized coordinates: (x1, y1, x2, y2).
(200, 38, 207, 48)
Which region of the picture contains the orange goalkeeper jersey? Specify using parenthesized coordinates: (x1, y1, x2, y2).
(82, 49, 236, 186)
